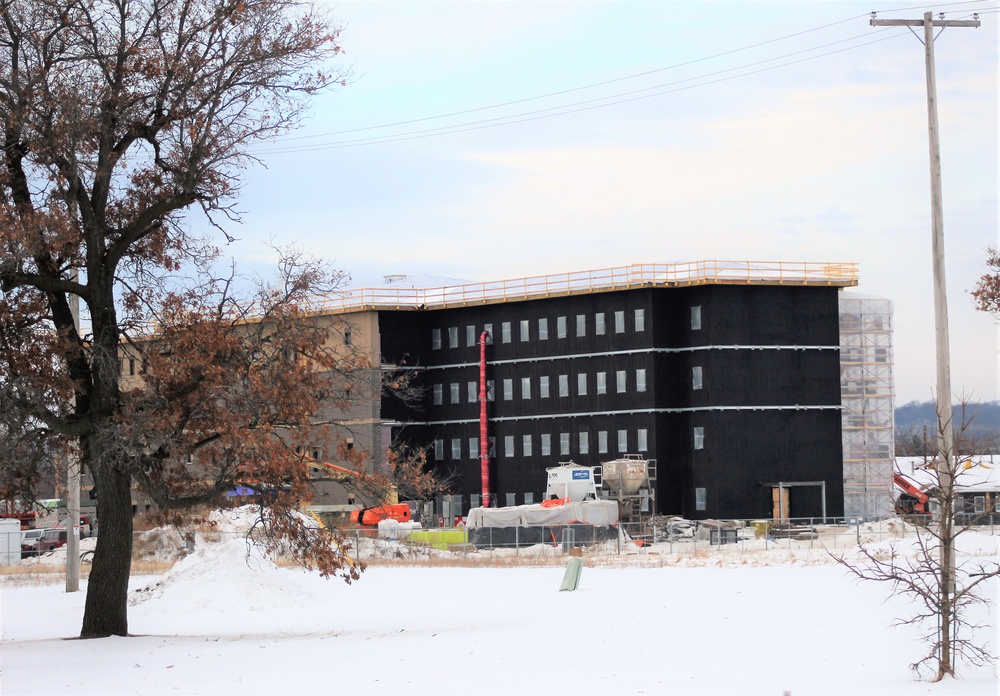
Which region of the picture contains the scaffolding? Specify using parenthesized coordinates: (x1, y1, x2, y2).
(839, 293, 895, 520)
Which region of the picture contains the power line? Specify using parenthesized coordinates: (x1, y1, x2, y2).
(266, 1, 995, 146)
(267, 11, 876, 143)
(256, 32, 906, 155)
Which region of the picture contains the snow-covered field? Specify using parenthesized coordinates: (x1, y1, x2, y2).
(1, 517, 997, 696)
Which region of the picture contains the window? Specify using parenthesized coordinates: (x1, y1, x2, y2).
(694, 426, 705, 450)
(576, 314, 586, 337)
(524, 492, 534, 505)
(560, 432, 570, 456)
(577, 373, 587, 396)
(448, 327, 458, 348)
(520, 319, 530, 342)
(636, 369, 647, 392)
(538, 317, 549, 340)
(503, 379, 513, 401)
(468, 381, 477, 403)
(540, 376, 550, 398)
(502, 322, 512, 343)
(521, 377, 531, 400)
(128, 358, 136, 376)
(541, 433, 552, 456)
(467, 325, 476, 347)
(616, 370, 627, 393)
(693, 366, 703, 390)
(484, 323, 493, 344)
(344, 329, 352, 345)
(598, 431, 608, 454)
(691, 306, 702, 331)
(579, 432, 589, 455)
(487, 379, 495, 401)
(617, 429, 628, 453)
(432, 328, 442, 350)
(595, 312, 606, 335)
(469, 437, 479, 458)
(559, 374, 569, 397)
(557, 316, 567, 339)
(489, 437, 496, 456)
(635, 308, 645, 332)
(504, 436, 515, 458)
(433, 439, 444, 461)
(695, 487, 707, 511)
(450, 383, 460, 404)
(433, 384, 443, 406)
(596, 372, 607, 395)
(451, 439, 461, 460)
(522, 434, 532, 457)
(637, 429, 648, 452)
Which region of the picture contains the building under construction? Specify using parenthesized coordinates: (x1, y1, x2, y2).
(839, 293, 895, 520)
(304, 260, 863, 521)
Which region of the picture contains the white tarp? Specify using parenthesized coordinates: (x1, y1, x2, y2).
(465, 500, 618, 528)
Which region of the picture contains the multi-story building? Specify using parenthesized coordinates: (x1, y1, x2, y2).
(318, 261, 858, 521)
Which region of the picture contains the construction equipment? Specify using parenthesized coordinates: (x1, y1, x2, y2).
(893, 471, 931, 516)
(349, 503, 411, 526)
(601, 455, 656, 520)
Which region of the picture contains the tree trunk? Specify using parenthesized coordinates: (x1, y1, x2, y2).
(937, 499, 955, 679)
(81, 463, 134, 638)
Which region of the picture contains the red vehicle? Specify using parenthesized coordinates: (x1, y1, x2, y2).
(36, 527, 68, 553)
(893, 472, 931, 517)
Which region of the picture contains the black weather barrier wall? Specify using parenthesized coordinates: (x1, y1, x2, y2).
(468, 523, 619, 549)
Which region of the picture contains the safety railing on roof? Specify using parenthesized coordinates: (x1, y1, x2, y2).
(299, 260, 858, 315)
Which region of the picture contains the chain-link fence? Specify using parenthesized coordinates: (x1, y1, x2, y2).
(2, 514, 997, 571)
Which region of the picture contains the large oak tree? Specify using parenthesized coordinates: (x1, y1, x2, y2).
(0, 0, 362, 638)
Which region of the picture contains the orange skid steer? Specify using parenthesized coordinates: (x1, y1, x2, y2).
(350, 503, 411, 527)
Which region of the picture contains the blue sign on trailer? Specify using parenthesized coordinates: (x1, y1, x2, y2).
(572, 470, 590, 480)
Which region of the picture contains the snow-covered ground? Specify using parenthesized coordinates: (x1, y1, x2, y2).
(1, 516, 997, 696)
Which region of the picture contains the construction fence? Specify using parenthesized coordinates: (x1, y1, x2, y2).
(3, 515, 998, 569)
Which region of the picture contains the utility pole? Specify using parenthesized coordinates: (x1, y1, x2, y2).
(870, 10, 979, 678)
(65, 269, 80, 592)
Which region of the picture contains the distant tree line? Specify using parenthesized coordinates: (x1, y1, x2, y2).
(895, 400, 1000, 456)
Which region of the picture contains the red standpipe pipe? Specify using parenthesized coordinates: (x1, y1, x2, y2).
(479, 330, 491, 507)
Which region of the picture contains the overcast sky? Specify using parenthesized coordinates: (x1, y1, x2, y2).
(208, 1, 999, 406)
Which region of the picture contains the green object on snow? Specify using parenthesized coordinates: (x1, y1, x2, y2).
(560, 557, 584, 591)
(407, 528, 468, 550)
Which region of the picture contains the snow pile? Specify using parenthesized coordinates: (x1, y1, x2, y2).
(204, 506, 265, 534)
(129, 536, 317, 611)
(18, 536, 98, 568)
(839, 525, 1000, 564)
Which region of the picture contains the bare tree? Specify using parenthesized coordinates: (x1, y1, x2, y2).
(0, 0, 354, 638)
(837, 405, 999, 680)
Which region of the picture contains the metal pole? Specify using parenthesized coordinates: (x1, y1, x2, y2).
(65, 269, 80, 593)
